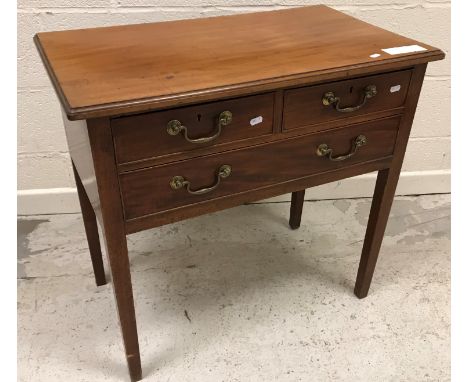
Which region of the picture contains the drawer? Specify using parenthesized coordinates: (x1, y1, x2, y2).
(120, 116, 400, 220)
(283, 69, 412, 131)
(112, 93, 275, 164)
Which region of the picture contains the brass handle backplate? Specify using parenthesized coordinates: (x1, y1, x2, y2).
(167, 110, 233, 144)
(170, 164, 232, 195)
(316, 135, 367, 162)
(322, 85, 377, 113)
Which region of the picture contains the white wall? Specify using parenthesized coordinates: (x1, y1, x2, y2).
(17, 0, 451, 214)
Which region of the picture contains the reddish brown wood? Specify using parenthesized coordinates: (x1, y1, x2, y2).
(72, 162, 106, 286)
(283, 69, 412, 131)
(354, 64, 427, 299)
(34, 6, 443, 120)
(289, 190, 306, 230)
(120, 117, 400, 220)
(125, 156, 393, 234)
(62, 115, 101, 218)
(273, 89, 285, 134)
(116, 100, 405, 174)
(33, 6, 444, 381)
(87, 118, 142, 381)
(112, 93, 274, 165)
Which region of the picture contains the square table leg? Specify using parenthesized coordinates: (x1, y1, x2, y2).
(354, 63, 427, 298)
(87, 118, 142, 382)
(354, 168, 396, 298)
(72, 162, 107, 286)
(289, 190, 306, 229)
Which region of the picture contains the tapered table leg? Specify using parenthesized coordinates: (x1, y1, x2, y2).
(289, 190, 306, 229)
(354, 63, 427, 299)
(87, 118, 142, 381)
(354, 168, 398, 298)
(102, 229, 142, 381)
(72, 162, 107, 286)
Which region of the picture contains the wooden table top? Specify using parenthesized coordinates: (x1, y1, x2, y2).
(34, 5, 444, 120)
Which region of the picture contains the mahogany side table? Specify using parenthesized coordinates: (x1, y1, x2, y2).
(34, 5, 444, 381)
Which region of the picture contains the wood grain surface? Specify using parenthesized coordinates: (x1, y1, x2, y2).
(283, 69, 412, 131)
(120, 116, 400, 220)
(112, 92, 274, 165)
(34, 5, 444, 120)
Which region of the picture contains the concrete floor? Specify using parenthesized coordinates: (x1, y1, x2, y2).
(18, 194, 450, 382)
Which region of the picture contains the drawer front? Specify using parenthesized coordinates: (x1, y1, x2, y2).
(283, 70, 412, 131)
(120, 117, 400, 220)
(112, 93, 275, 164)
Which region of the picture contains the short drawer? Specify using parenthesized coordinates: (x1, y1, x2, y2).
(112, 93, 275, 164)
(283, 69, 412, 131)
(120, 116, 400, 220)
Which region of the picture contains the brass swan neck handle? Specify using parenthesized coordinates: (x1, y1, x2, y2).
(166, 110, 233, 144)
(322, 85, 377, 113)
(170, 165, 232, 195)
(316, 135, 368, 161)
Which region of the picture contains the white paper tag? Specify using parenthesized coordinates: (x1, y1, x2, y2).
(369, 53, 381, 58)
(390, 85, 401, 93)
(382, 45, 427, 55)
(250, 116, 263, 126)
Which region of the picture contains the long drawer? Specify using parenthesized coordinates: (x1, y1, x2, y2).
(283, 69, 412, 131)
(119, 116, 400, 220)
(112, 92, 275, 165)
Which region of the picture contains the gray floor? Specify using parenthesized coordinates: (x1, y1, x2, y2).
(18, 194, 450, 382)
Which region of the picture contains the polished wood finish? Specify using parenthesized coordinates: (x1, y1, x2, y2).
(62, 115, 101, 218)
(112, 92, 275, 165)
(115, 90, 406, 174)
(125, 156, 393, 234)
(87, 118, 141, 381)
(283, 69, 412, 131)
(34, 5, 443, 381)
(354, 63, 427, 298)
(289, 190, 306, 230)
(120, 117, 400, 220)
(72, 162, 106, 286)
(34, 5, 443, 120)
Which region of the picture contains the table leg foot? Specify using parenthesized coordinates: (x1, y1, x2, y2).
(128, 353, 143, 381)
